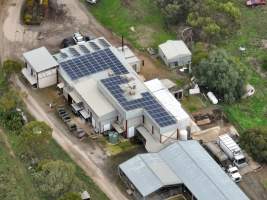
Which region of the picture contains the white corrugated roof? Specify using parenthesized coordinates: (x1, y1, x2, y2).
(159, 40, 191, 60)
(145, 79, 190, 125)
(119, 152, 182, 197)
(23, 47, 58, 72)
(119, 141, 250, 200)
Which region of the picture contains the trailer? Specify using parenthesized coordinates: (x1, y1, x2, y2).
(205, 142, 229, 166)
(217, 134, 247, 168)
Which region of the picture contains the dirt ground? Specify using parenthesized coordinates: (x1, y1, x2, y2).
(1, 0, 267, 199)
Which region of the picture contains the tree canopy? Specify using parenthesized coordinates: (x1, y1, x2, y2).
(33, 160, 76, 198)
(19, 121, 52, 160)
(240, 128, 267, 163)
(156, 0, 241, 40)
(192, 50, 247, 103)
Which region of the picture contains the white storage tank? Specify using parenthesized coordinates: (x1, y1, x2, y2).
(207, 92, 218, 104)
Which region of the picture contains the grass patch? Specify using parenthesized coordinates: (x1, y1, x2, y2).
(0, 132, 40, 200)
(181, 95, 207, 113)
(4, 132, 110, 200)
(263, 180, 267, 190)
(99, 137, 140, 155)
(220, 2, 267, 131)
(88, 0, 175, 49)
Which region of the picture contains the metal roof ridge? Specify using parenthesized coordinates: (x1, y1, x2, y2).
(139, 153, 181, 188)
(175, 141, 231, 200)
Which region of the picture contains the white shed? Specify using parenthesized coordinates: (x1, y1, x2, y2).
(159, 40, 191, 69)
(22, 47, 58, 88)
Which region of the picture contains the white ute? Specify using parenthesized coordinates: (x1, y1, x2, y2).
(227, 165, 242, 183)
(73, 32, 85, 44)
(86, 0, 97, 4)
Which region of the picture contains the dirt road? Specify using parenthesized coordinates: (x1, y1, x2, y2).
(12, 75, 128, 200)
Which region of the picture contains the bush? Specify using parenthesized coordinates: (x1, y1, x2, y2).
(261, 57, 267, 71)
(33, 160, 76, 198)
(2, 60, 23, 75)
(240, 128, 267, 163)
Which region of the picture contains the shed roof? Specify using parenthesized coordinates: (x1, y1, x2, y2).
(119, 141, 249, 200)
(23, 47, 58, 72)
(159, 40, 191, 61)
(119, 152, 181, 197)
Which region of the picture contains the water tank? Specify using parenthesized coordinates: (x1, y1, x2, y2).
(207, 92, 218, 104)
(109, 132, 119, 144)
(179, 129, 188, 141)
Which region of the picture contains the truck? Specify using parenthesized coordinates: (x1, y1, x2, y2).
(205, 142, 229, 167)
(217, 134, 247, 168)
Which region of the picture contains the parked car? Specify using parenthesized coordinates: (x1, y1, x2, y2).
(227, 165, 242, 183)
(86, 0, 97, 4)
(67, 122, 77, 132)
(61, 38, 75, 48)
(62, 116, 71, 123)
(60, 113, 69, 119)
(76, 128, 87, 139)
(246, 0, 266, 6)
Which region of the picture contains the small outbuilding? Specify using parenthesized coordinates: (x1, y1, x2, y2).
(22, 47, 58, 88)
(117, 45, 142, 73)
(159, 40, 191, 70)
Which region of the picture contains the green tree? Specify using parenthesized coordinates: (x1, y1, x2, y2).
(2, 60, 23, 76)
(19, 121, 52, 160)
(240, 128, 267, 163)
(33, 160, 76, 198)
(156, 0, 241, 40)
(192, 42, 209, 65)
(192, 50, 247, 103)
(58, 192, 81, 200)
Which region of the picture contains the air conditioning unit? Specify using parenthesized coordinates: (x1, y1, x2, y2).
(129, 88, 136, 96)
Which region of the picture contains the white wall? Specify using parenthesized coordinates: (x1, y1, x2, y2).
(37, 68, 57, 88)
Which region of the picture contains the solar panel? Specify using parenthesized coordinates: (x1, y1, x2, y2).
(89, 42, 101, 51)
(101, 76, 176, 128)
(60, 48, 128, 80)
(79, 45, 90, 54)
(69, 47, 80, 57)
(60, 52, 68, 59)
(98, 38, 111, 48)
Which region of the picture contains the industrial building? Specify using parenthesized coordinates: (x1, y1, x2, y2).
(158, 40, 192, 69)
(119, 140, 250, 200)
(21, 37, 193, 145)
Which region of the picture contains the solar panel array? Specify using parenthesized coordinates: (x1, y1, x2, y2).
(101, 76, 177, 127)
(60, 48, 128, 80)
(69, 47, 80, 57)
(89, 42, 101, 51)
(60, 52, 68, 59)
(79, 45, 90, 54)
(98, 38, 111, 48)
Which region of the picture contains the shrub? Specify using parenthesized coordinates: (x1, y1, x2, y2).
(240, 128, 267, 163)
